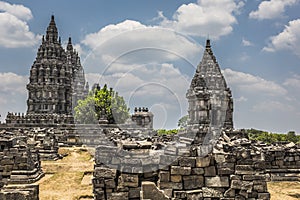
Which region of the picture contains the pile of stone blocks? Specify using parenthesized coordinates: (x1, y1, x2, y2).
(264, 142, 300, 181)
(0, 184, 39, 200)
(0, 131, 42, 200)
(93, 130, 271, 200)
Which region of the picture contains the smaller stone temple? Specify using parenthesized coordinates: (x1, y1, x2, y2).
(6, 15, 89, 125)
(131, 107, 153, 129)
(186, 39, 233, 130)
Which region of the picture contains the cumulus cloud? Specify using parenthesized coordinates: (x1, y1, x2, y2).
(242, 38, 253, 46)
(81, 20, 201, 69)
(0, 1, 32, 20)
(283, 74, 300, 88)
(263, 19, 300, 57)
(252, 100, 293, 112)
(159, 0, 244, 39)
(0, 73, 28, 121)
(223, 68, 287, 96)
(0, 72, 28, 94)
(0, 2, 39, 48)
(249, 0, 299, 20)
(85, 63, 190, 129)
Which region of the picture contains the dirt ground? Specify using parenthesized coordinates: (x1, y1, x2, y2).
(38, 147, 94, 200)
(268, 181, 300, 200)
(37, 147, 300, 200)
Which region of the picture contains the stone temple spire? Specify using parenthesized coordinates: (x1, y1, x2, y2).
(46, 15, 58, 43)
(67, 37, 73, 51)
(25, 15, 88, 124)
(186, 39, 233, 130)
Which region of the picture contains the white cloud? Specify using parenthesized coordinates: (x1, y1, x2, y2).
(263, 19, 300, 57)
(85, 63, 190, 129)
(242, 38, 253, 46)
(81, 20, 201, 69)
(283, 74, 300, 88)
(223, 68, 287, 96)
(0, 73, 28, 121)
(159, 0, 243, 39)
(0, 72, 28, 94)
(0, 1, 32, 20)
(249, 0, 298, 20)
(235, 96, 248, 102)
(0, 2, 39, 48)
(252, 100, 293, 112)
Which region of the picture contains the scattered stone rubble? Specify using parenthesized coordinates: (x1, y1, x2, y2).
(93, 129, 273, 200)
(0, 130, 43, 199)
(93, 127, 300, 200)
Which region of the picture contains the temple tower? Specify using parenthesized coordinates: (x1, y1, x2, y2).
(25, 15, 88, 123)
(186, 39, 233, 130)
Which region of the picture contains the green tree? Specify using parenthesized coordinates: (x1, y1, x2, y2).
(75, 84, 130, 124)
(178, 115, 189, 128)
(286, 131, 297, 143)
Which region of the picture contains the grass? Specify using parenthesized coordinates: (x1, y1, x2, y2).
(38, 147, 94, 200)
(268, 181, 300, 200)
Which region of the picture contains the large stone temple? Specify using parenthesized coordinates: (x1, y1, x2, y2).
(186, 39, 233, 130)
(6, 15, 89, 125)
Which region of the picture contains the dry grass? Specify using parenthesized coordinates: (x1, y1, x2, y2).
(38, 147, 94, 200)
(38, 148, 300, 200)
(268, 181, 300, 200)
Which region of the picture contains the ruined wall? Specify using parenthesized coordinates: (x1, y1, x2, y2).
(93, 131, 271, 200)
(0, 132, 42, 200)
(264, 144, 300, 181)
(0, 185, 39, 200)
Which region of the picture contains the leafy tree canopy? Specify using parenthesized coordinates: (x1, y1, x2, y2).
(247, 129, 300, 144)
(74, 84, 130, 124)
(178, 115, 189, 128)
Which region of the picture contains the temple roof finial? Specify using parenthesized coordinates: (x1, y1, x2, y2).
(67, 36, 73, 51)
(206, 39, 211, 48)
(46, 15, 58, 43)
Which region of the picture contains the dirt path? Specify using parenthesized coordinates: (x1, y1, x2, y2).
(37, 147, 300, 200)
(39, 147, 94, 200)
(268, 181, 300, 200)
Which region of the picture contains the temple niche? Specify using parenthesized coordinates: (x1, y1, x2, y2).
(186, 39, 233, 131)
(6, 15, 89, 125)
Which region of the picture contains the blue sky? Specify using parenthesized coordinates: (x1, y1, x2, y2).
(0, 0, 300, 133)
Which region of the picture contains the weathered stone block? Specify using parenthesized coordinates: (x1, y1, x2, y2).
(243, 175, 266, 181)
(202, 187, 223, 198)
(160, 155, 178, 166)
(94, 167, 117, 178)
(171, 175, 182, 183)
(183, 175, 204, 190)
(171, 166, 191, 175)
(159, 181, 183, 190)
(186, 191, 203, 200)
(119, 174, 139, 188)
(205, 176, 229, 187)
(159, 171, 170, 182)
(128, 187, 140, 199)
(253, 181, 267, 192)
(235, 165, 255, 175)
(105, 179, 116, 189)
(196, 156, 211, 167)
(204, 166, 216, 176)
(108, 192, 128, 200)
(179, 157, 196, 167)
(231, 180, 253, 191)
(191, 167, 204, 175)
(257, 192, 270, 200)
(224, 188, 235, 197)
(214, 154, 226, 163)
